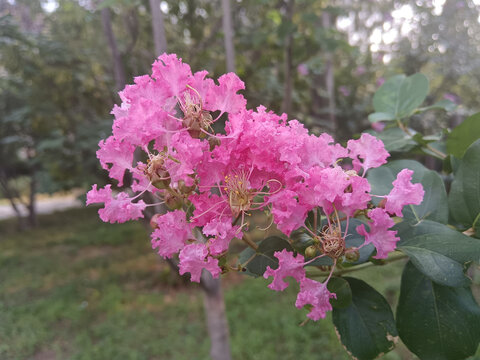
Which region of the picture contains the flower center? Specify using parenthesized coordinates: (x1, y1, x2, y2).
(320, 225, 345, 259)
(224, 171, 255, 215)
(179, 90, 213, 138)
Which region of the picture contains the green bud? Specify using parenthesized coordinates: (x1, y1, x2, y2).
(305, 245, 318, 258)
(345, 249, 360, 262)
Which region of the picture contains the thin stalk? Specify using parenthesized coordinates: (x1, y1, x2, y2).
(306, 253, 408, 278)
(397, 119, 447, 159)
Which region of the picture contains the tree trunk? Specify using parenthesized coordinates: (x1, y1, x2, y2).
(201, 271, 232, 360)
(281, 0, 294, 115)
(149, 0, 167, 56)
(101, 6, 126, 92)
(321, 11, 336, 137)
(27, 172, 37, 227)
(0, 171, 26, 230)
(221, 0, 235, 73)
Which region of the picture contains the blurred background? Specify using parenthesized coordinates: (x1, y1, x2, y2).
(1, 0, 480, 359)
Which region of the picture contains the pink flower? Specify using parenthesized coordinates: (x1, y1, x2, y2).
(203, 218, 241, 255)
(295, 278, 336, 320)
(96, 136, 135, 186)
(178, 243, 221, 283)
(268, 190, 309, 236)
(205, 73, 246, 117)
(384, 169, 424, 217)
(299, 166, 349, 214)
(340, 175, 371, 216)
(371, 121, 385, 133)
(347, 133, 389, 173)
(151, 210, 193, 258)
(86, 185, 146, 223)
(263, 249, 306, 291)
(356, 208, 399, 259)
(339, 86, 350, 97)
(297, 63, 309, 76)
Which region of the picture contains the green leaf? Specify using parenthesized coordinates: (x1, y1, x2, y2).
(368, 112, 396, 123)
(332, 277, 398, 360)
(398, 245, 470, 287)
(418, 99, 457, 112)
(327, 277, 352, 309)
(395, 219, 480, 263)
(373, 73, 429, 120)
(446, 113, 480, 158)
(371, 127, 417, 153)
(237, 236, 293, 277)
(448, 139, 480, 236)
(396, 262, 480, 360)
(368, 160, 448, 224)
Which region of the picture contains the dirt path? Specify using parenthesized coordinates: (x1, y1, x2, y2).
(0, 194, 82, 220)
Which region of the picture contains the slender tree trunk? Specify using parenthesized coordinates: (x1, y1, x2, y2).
(222, 0, 235, 73)
(101, 6, 126, 92)
(0, 171, 26, 230)
(321, 11, 336, 137)
(27, 172, 36, 227)
(281, 0, 294, 115)
(149, 0, 167, 56)
(201, 271, 232, 360)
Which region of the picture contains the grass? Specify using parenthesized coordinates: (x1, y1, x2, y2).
(0, 207, 476, 360)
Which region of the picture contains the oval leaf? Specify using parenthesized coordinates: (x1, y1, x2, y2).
(446, 113, 480, 158)
(448, 139, 480, 236)
(396, 262, 480, 360)
(332, 277, 398, 360)
(327, 277, 352, 309)
(373, 73, 429, 119)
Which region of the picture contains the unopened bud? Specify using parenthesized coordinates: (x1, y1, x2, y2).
(165, 192, 183, 210)
(305, 245, 318, 258)
(209, 137, 221, 151)
(345, 249, 360, 262)
(150, 214, 161, 229)
(178, 179, 196, 194)
(377, 198, 387, 209)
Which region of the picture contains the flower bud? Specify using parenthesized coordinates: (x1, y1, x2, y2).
(165, 192, 183, 210)
(178, 179, 196, 194)
(345, 249, 360, 262)
(150, 214, 161, 229)
(305, 245, 318, 258)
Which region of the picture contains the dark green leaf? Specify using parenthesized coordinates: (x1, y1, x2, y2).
(368, 160, 448, 223)
(446, 113, 480, 158)
(327, 277, 352, 309)
(373, 73, 429, 120)
(332, 277, 398, 360)
(448, 139, 480, 236)
(396, 262, 480, 360)
(396, 219, 480, 264)
(237, 236, 292, 277)
(399, 245, 470, 287)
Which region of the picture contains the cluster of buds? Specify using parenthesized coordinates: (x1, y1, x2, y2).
(87, 54, 424, 321)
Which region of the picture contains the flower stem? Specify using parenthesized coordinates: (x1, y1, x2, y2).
(397, 119, 447, 159)
(241, 233, 259, 250)
(305, 252, 407, 278)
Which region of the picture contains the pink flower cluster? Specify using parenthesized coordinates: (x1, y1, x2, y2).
(87, 54, 424, 320)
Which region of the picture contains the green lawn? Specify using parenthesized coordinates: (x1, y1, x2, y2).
(0, 207, 474, 360)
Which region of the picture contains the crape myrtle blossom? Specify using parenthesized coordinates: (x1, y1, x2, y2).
(87, 53, 424, 321)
